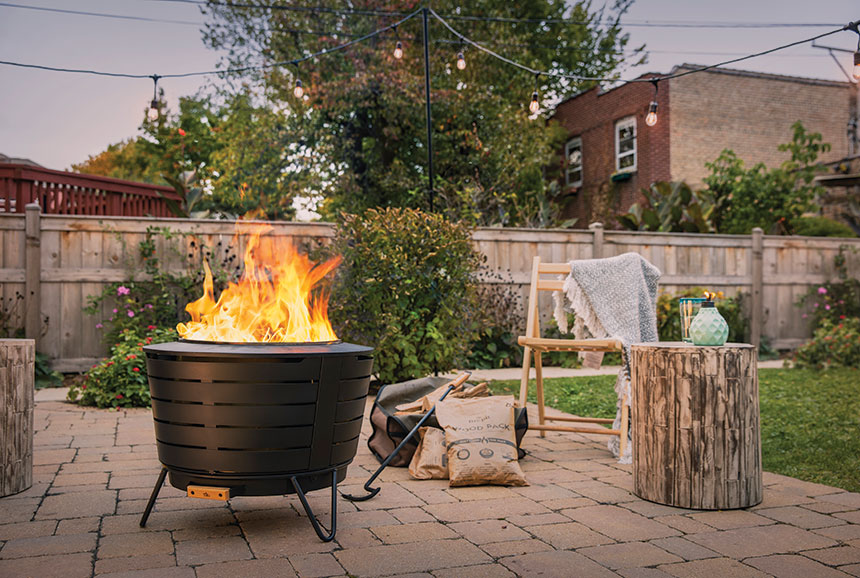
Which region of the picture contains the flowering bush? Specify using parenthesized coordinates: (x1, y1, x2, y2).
(796, 247, 860, 329)
(793, 318, 860, 370)
(68, 326, 177, 409)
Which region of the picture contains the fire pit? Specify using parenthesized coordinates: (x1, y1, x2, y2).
(138, 226, 373, 542)
(140, 339, 372, 541)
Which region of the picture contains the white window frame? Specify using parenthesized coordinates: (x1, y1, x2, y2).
(615, 116, 637, 173)
(565, 136, 583, 188)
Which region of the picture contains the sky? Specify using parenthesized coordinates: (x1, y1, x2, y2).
(0, 0, 858, 170)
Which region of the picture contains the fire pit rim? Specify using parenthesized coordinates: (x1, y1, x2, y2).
(144, 340, 373, 358)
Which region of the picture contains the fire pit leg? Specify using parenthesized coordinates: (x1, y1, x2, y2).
(139, 466, 168, 528)
(290, 468, 338, 542)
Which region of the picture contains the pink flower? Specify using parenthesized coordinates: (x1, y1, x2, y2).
(127, 310, 135, 318)
(813, 303, 819, 308)
(147, 325, 156, 331)
(802, 314, 807, 319)
(825, 304, 831, 310)
(818, 287, 827, 295)
(95, 323, 103, 329)
(112, 308, 118, 314)
(146, 304, 154, 309)
(117, 286, 131, 296)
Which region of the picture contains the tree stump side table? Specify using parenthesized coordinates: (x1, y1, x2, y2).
(1, 339, 35, 498)
(631, 342, 762, 510)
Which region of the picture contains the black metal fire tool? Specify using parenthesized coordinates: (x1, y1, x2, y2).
(342, 381, 461, 502)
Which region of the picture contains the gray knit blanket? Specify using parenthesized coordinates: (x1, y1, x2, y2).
(552, 252, 661, 463)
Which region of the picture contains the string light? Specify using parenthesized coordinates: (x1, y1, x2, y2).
(393, 26, 403, 59)
(645, 79, 659, 126)
(852, 23, 860, 80)
(293, 78, 304, 98)
(456, 51, 466, 70)
(528, 73, 540, 114)
(147, 75, 160, 121)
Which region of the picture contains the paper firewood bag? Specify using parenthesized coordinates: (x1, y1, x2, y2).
(435, 396, 528, 487)
(408, 427, 448, 480)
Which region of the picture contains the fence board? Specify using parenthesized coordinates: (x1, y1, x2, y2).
(2, 213, 859, 370)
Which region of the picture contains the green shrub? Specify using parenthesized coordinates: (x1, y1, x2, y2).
(793, 318, 860, 370)
(326, 208, 482, 384)
(656, 287, 747, 343)
(792, 216, 856, 238)
(68, 326, 177, 409)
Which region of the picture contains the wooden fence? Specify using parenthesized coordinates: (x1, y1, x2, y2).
(4, 206, 859, 372)
(0, 164, 182, 217)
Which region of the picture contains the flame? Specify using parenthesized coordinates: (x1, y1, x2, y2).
(177, 225, 341, 343)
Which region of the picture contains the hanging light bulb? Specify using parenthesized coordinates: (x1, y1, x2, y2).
(294, 78, 304, 98)
(854, 50, 860, 80)
(456, 52, 466, 70)
(147, 99, 159, 121)
(645, 101, 658, 126)
(645, 78, 660, 126)
(394, 40, 403, 60)
(528, 73, 541, 115)
(528, 91, 540, 114)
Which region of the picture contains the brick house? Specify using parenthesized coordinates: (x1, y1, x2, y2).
(551, 64, 858, 226)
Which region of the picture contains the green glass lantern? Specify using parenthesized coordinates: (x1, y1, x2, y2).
(689, 301, 729, 346)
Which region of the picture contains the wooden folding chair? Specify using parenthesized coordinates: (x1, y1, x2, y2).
(517, 256, 628, 457)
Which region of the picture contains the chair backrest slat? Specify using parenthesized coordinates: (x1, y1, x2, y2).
(537, 263, 571, 275)
(536, 279, 565, 292)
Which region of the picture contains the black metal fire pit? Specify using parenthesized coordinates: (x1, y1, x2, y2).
(139, 340, 373, 541)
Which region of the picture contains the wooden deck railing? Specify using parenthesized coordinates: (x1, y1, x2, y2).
(0, 164, 182, 217)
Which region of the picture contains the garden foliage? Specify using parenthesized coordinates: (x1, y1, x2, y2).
(617, 181, 716, 233)
(326, 208, 483, 383)
(793, 318, 860, 370)
(68, 327, 177, 409)
(74, 226, 238, 408)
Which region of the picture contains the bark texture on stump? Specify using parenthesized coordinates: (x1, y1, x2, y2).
(631, 342, 762, 510)
(1, 339, 35, 497)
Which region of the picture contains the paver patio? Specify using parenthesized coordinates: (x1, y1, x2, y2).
(1, 387, 858, 578)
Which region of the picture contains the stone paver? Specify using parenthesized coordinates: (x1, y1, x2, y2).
(579, 541, 682, 569)
(0, 390, 853, 578)
(658, 557, 770, 577)
(562, 504, 680, 541)
(686, 524, 838, 559)
(745, 554, 851, 578)
(335, 539, 490, 576)
(0, 552, 93, 578)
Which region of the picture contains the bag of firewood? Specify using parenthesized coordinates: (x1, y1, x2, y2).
(368, 377, 529, 467)
(435, 395, 528, 487)
(408, 427, 448, 480)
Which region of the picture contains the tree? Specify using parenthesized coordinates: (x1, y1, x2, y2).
(72, 89, 304, 220)
(703, 122, 831, 235)
(202, 0, 642, 225)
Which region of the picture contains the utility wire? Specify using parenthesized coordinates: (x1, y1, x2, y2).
(0, 9, 856, 88)
(430, 8, 858, 84)
(142, 0, 841, 28)
(0, 1, 202, 26)
(0, 9, 421, 80)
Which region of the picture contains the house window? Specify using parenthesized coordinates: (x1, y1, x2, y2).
(615, 116, 637, 172)
(565, 137, 583, 187)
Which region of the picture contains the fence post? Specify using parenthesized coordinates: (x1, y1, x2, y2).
(750, 227, 763, 350)
(24, 203, 41, 348)
(589, 222, 604, 259)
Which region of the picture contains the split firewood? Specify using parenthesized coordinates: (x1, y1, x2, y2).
(420, 381, 489, 412)
(394, 372, 472, 414)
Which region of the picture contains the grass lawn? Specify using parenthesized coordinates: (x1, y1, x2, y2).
(489, 368, 860, 493)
